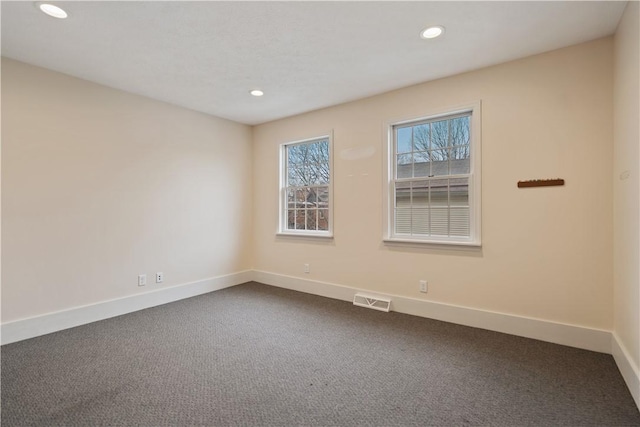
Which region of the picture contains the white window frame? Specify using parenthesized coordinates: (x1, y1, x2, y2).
(382, 102, 481, 247)
(278, 132, 334, 238)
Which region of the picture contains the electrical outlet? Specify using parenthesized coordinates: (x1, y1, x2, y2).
(304, 263, 310, 274)
(156, 272, 163, 283)
(138, 274, 147, 287)
(419, 280, 428, 293)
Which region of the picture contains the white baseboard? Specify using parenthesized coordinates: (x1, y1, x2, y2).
(1, 270, 253, 345)
(2, 269, 614, 355)
(612, 332, 640, 409)
(252, 270, 612, 354)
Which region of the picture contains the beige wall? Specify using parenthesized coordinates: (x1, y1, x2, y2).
(614, 1, 640, 371)
(1, 36, 621, 335)
(253, 38, 614, 329)
(1, 58, 253, 323)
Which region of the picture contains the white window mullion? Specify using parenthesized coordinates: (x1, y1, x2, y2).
(428, 179, 432, 236)
(409, 181, 413, 236)
(447, 178, 451, 237)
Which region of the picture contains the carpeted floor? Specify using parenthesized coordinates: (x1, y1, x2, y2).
(2, 281, 639, 426)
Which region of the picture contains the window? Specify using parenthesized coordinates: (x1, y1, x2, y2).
(384, 104, 481, 246)
(279, 134, 332, 237)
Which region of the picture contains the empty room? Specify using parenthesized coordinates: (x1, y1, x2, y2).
(1, 1, 639, 425)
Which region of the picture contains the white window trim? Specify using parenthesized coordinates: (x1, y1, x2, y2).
(382, 102, 482, 247)
(277, 132, 334, 238)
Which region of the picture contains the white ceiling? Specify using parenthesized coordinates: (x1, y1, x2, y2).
(1, 1, 627, 125)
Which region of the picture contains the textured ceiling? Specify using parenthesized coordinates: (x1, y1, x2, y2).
(1, 1, 627, 125)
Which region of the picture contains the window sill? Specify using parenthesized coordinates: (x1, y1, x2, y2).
(276, 232, 334, 240)
(383, 237, 481, 250)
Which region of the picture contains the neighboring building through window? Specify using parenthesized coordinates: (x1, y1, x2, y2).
(385, 104, 481, 246)
(280, 135, 332, 236)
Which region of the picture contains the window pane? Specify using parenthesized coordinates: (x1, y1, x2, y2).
(429, 179, 449, 236)
(430, 179, 449, 208)
(430, 208, 449, 236)
(287, 189, 295, 209)
(287, 145, 302, 165)
(316, 186, 329, 209)
(451, 116, 470, 146)
(450, 207, 470, 237)
(306, 187, 318, 208)
(318, 209, 329, 231)
(306, 209, 317, 230)
(451, 145, 469, 159)
(395, 208, 411, 234)
(311, 162, 330, 184)
(430, 179, 450, 236)
(397, 154, 412, 178)
(413, 124, 430, 151)
(295, 188, 309, 207)
(395, 182, 411, 208)
(397, 153, 411, 164)
(412, 181, 429, 208)
(430, 149, 450, 176)
(413, 152, 430, 177)
(431, 120, 449, 149)
(314, 140, 330, 164)
(287, 210, 296, 230)
(302, 164, 316, 185)
(430, 149, 448, 162)
(450, 178, 469, 207)
(288, 166, 304, 186)
(287, 140, 330, 185)
(451, 146, 470, 175)
(397, 127, 412, 153)
(295, 210, 305, 229)
(412, 208, 429, 235)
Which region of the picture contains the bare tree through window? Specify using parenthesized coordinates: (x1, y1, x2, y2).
(284, 138, 330, 232)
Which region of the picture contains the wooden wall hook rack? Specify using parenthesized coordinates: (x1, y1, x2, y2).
(517, 179, 565, 188)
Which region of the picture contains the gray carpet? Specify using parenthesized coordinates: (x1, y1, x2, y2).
(2, 281, 639, 426)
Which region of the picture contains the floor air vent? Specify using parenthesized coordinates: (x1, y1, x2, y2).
(353, 293, 391, 312)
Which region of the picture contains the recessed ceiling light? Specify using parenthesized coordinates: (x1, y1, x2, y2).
(38, 3, 68, 19)
(250, 89, 264, 97)
(420, 26, 444, 39)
